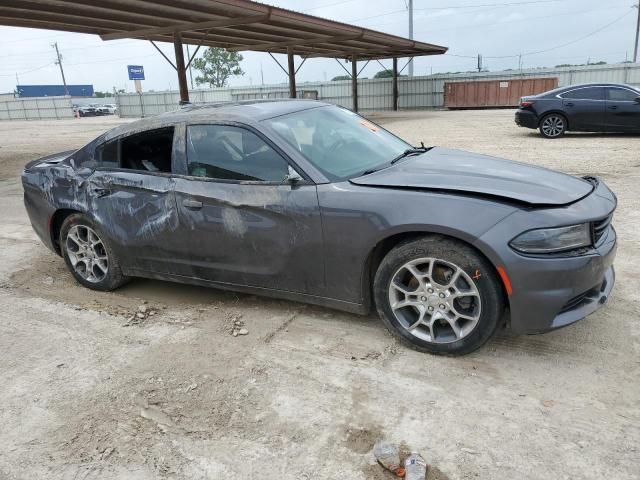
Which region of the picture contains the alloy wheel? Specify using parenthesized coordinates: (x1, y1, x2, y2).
(65, 225, 109, 283)
(541, 115, 565, 137)
(388, 257, 482, 344)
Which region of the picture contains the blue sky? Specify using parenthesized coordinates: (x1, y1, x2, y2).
(0, 0, 638, 93)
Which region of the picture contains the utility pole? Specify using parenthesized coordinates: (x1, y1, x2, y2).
(518, 54, 523, 75)
(477, 54, 483, 72)
(408, 0, 414, 76)
(260, 63, 264, 85)
(186, 44, 194, 89)
(633, 2, 639, 63)
(51, 42, 68, 96)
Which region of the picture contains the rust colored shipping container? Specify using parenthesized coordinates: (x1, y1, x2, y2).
(444, 78, 559, 109)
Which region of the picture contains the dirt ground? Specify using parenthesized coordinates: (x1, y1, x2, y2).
(0, 111, 638, 480)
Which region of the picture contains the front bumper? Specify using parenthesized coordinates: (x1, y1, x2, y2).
(475, 179, 617, 334)
(515, 109, 538, 129)
(547, 264, 614, 332)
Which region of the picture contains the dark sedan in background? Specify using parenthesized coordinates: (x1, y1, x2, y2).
(516, 83, 640, 138)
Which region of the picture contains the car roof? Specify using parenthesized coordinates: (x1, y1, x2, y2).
(105, 99, 331, 140)
(539, 82, 639, 96)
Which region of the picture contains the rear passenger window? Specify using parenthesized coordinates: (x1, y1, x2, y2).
(607, 88, 639, 101)
(120, 127, 174, 173)
(560, 87, 603, 100)
(186, 125, 289, 182)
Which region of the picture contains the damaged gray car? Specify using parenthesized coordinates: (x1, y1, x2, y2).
(22, 100, 617, 355)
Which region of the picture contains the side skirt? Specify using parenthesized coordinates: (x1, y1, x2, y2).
(124, 268, 370, 315)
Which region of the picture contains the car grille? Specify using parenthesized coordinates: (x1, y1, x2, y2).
(592, 214, 613, 244)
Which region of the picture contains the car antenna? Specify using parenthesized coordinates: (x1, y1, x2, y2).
(420, 141, 425, 148)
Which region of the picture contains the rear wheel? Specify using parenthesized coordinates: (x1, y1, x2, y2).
(60, 213, 128, 291)
(539, 113, 567, 138)
(374, 236, 504, 355)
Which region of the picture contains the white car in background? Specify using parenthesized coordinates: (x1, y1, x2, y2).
(101, 103, 118, 115)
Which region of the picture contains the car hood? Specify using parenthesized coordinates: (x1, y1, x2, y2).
(350, 147, 594, 206)
(24, 149, 75, 170)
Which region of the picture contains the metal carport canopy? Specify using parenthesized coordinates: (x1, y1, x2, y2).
(0, 0, 448, 111)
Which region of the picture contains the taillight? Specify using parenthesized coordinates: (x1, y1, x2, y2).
(520, 100, 534, 108)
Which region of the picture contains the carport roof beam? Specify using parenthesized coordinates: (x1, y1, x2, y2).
(0, 0, 447, 60)
(0, 0, 447, 105)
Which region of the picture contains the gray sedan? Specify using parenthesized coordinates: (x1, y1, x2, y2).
(22, 100, 616, 355)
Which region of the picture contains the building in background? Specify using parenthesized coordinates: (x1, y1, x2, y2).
(15, 85, 94, 97)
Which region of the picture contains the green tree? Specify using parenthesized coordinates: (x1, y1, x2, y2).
(331, 75, 351, 81)
(192, 47, 245, 88)
(373, 69, 406, 79)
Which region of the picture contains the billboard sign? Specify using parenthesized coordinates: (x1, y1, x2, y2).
(127, 65, 145, 80)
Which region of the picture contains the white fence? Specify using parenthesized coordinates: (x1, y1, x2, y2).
(1, 63, 638, 120)
(117, 63, 640, 118)
(0, 95, 74, 120)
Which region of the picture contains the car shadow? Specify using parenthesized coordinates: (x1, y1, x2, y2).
(522, 131, 640, 139)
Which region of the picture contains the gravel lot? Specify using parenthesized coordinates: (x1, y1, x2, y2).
(0, 110, 638, 480)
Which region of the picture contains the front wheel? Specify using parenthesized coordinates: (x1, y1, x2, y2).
(60, 213, 128, 291)
(373, 236, 504, 355)
(539, 113, 567, 138)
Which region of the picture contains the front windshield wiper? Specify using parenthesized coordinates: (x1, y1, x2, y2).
(390, 145, 432, 165)
(359, 144, 432, 177)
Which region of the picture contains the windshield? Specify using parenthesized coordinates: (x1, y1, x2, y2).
(263, 105, 411, 181)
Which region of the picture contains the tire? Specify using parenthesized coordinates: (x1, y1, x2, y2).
(373, 236, 504, 356)
(539, 113, 567, 138)
(60, 213, 128, 291)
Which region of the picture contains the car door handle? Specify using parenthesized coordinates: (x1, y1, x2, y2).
(565, 102, 574, 107)
(182, 199, 203, 209)
(608, 105, 618, 110)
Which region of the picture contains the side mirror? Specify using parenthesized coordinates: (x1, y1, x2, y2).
(634, 97, 640, 104)
(284, 165, 303, 184)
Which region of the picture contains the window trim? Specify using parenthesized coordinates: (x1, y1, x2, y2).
(181, 120, 311, 185)
(556, 86, 605, 101)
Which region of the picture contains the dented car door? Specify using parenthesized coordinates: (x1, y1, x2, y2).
(87, 171, 183, 274)
(85, 126, 191, 276)
(172, 123, 324, 294)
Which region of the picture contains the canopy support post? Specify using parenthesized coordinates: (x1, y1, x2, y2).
(287, 47, 296, 98)
(173, 31, 190, 104)
(351, 55, 358, 112)
(392, 57, 398, 111)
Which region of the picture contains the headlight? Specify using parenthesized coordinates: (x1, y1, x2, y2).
(510, 224, 591, 253)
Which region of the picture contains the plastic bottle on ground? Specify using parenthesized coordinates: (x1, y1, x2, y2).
(404, 452, 427, 480)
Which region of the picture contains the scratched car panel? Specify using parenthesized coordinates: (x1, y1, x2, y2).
(21, 100, 617, 355)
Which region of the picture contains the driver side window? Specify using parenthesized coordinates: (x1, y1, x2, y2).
(186, 125, 289, 182)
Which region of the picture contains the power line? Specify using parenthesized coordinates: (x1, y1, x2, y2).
(347, 0, 578, 23)
(301, 0, 360, 12)
(441, 9, 635, 61)
(415, 0, 569, 10)
(486, 8, 635, 58)
(410, 5, 629, 36)
(0, 62, 53, 77)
